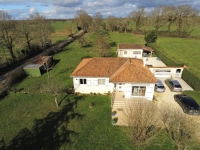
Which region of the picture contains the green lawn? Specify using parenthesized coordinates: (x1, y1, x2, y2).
(1, 31, 200, 149)
(154, 37, 200, 78)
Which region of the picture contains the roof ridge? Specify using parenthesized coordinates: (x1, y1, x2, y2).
(109, 58, 131, 79)
(70, 58, 93, 76)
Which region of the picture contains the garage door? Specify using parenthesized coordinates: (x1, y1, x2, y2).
(154, 70, 171, 78)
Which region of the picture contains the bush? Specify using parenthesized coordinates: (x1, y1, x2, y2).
(144, 30, 157, 44)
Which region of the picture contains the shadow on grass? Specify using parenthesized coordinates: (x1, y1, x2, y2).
(0, 96, 84, 150)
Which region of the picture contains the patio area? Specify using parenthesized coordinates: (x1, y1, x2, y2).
(145, 57, 167, 67)
(111, 91, 151, 126)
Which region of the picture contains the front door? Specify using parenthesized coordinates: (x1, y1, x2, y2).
(117, 83, 124, 92)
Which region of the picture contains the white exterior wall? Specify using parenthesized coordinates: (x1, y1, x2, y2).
(118, 49, 143, 58)
(124, 83, 155, 100)
(149, 68, 184, 78)
(73, 77, 114, 94)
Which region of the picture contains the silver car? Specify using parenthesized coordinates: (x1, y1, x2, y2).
(155, 80, 165, 92)
(165, 79, 182, 92)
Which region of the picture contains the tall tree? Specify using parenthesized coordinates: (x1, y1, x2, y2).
(106, 15, 117, 32)
(0, 10, 16, 62)
(30, 13, 54, 50)
(150, 6, 165, 32)
(16, 19, 33, 52)
(75, 10, 92, 33)
(129, 7, 145, 31)
(94, 30, 111, 57)
(92, 12, 103, 32)
(162, 6, 177, 33)
(175, 5, 199, 37)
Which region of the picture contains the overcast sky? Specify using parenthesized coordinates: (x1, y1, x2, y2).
(0, 0, 200, 19)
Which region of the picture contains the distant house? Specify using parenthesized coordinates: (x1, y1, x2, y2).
(70, 57, 157, 100)
(117, 44, 154, 58)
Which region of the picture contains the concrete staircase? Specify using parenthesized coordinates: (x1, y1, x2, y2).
(112, 99, 126, 108)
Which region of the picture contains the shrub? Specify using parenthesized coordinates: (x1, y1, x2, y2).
(144, 30, 157, 44)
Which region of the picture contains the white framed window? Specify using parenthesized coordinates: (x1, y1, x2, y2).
(133, 51, 141, 54)
(124, 51, 127, 54)
(80, 79, 87, 84)
(98, 79, 105, 85)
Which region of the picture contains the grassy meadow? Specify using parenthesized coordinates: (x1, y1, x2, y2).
(1, 20, 200, 149)
(0, 31, 180, 149)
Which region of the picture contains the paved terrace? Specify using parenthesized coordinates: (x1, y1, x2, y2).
(145, 57, 167, 67)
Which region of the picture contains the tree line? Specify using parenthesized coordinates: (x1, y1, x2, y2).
(75, 4, 199, 37)
(0, 11, 54, 65)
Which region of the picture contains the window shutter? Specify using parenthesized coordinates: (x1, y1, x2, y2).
(94, 79, 98, 86)
(106, 79, 109, 86)
(87, 79, 90, 86)
(75, 79, 79, 85)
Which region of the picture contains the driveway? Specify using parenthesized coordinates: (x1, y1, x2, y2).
(155, 78, 193, 110)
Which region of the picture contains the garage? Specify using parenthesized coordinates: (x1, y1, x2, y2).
(154, 70, 171, 78)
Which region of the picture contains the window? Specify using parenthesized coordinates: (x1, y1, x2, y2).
(132, 86, 146, 96)
(98, 79, 105, 85)
(80, 79, 87, 84)
(124, 51, 127, 54)
(133, 51, 141, 54)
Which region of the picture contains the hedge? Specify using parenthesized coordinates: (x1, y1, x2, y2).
(182, 69, 200, 91)
(148, 43, 200, 91)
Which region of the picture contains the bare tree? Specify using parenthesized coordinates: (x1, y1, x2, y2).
(78, 36, 87, 47)
(92, 12, 103, 32)
(106, 15, 117, 32)
(117, 18, 129, 33)
(129, 7, 145, 31)
(75, 10, 92, 33)
(16, 19, 34, 53)
(150, 6, 165, 32)
(0, 10, 16, 62)
(160, 105, 198, 150)
(94, 30, 111, 57)
(162, 6, 177, 33)
(123, 98, 162, 144)
(41, 59, 61, 109)
(30, 13, 54, 50)
(175, 5, 199, 37)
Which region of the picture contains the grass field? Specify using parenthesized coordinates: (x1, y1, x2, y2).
(0, 31, 180, 149)
(1, 27, 200, 149)
(155, 37, 200, 78)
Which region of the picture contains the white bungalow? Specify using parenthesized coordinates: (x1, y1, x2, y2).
(117, 44, 154, 58)
(70, 57, 157, 100)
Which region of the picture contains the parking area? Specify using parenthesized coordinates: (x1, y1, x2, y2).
(155, 78, 194, 111)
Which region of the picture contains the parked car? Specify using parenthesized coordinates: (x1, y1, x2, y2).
(165, 79, 182, 92)
(174, 94, 200, 115)
(155, 80, 165, 92)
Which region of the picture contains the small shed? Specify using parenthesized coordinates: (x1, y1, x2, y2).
(23, 56, 53, 77)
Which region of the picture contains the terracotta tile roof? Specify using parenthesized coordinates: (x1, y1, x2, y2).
(70, 58, 127, 77)
(71, 58, 157, 83)
(118, 44, 154, 52)
(118, 44, 143, 49)
(143, 46, 154, 52)
(110, 59, 157, 83)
